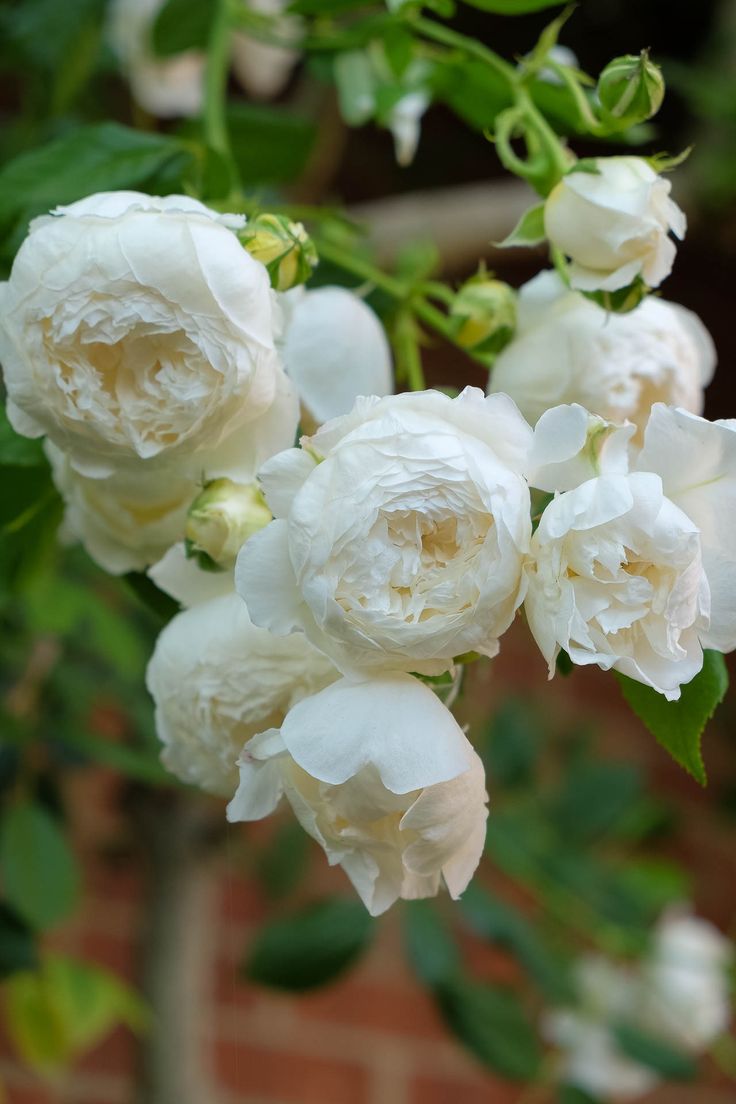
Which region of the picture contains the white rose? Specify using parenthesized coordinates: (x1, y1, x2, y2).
(0, 192, 297, 478)
(46, 442, 193, 574)
(489, 271, 715, 438)
(231, 0, 300, 100)
(146, 591, 338, 796)
(236, 388, 533, 677)
(544, 157, 686, 292)
(108, 0, 205, 118)
(525, 407, 710, 698)
(640, 909, 733, 1052)
(280, 286, 393, 425)
(226, 674, 488, 915)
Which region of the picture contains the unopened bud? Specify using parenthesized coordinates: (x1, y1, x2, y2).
(597, 51, 665, 129)
(185, 479, 271, 570)
(450, 276, 516, 355)
(240, 214, 318, 292)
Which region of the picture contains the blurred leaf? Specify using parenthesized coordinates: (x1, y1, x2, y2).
(436, 58, 511, 130)
(613, 1023, 696, 1080)
(0, 801, 80, 930)
(0, 123, 197, 246)
(435, 976, 542, 1079)
(0, 904, 38, 980)
(152, 0, 215, 56)
(55, 727, 171, 786)
(4, 955, 148, 1072)
(123, 572, 180, 625)
(226, 104, 317, 185)
(614, 859, 690, 918)
(461, 0, 565, 10)
(256, 820, 310, 901)
(549, 761, 641, 845)
(245, 898, 374, 990)
(616, 651, 729, 785)
(483, 698, 539, 788)
(334, 51, 376, 125)
(403, 900, 460, 986)
(558, 1088, 601, 1104)
(0, 0, 106, 75)
(459, 884, 572, 1000)
(0, 492, 62, 606)
(0, 408, 46, 467)
(383, 25, 414, 78)
(0, 466, 54, 531)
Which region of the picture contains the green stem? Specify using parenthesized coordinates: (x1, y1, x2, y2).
(410, 16, 517, 85)
(204, 0, 234, 161)
(394, 310, 425, 391)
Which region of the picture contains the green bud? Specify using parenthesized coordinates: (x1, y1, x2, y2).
(582, 275, 649, 315)
(239, 214, 318, 292)
(597, 51, 665, 129)
(185, 479, 272, 569)
(450, 275, 517, 355)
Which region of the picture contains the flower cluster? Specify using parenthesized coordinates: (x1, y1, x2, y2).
(1, 145, 734, 916)
(545, 909, 733, 1099)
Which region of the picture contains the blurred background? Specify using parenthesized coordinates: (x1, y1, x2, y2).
(0, 0, 735, 1101)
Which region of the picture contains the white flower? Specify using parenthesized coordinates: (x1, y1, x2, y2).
(0, 192, 297, 479)
(389, 90, 429, 167)
(525, 407, 711, 698)
(636, 404, 736, 654)
(46, 442, 194, 574)
(640, 909, 733, 1052)
(231, 0, 300, 100)
(236, 388, 533, 677)
(227, 674, 488, 914)
(280, 286, 393, 424)
(146, 591, 338, 796)
(544, 956, 661, 1100)
(544, 157, 686, 292)
(489, 271, 715, 439)
(109, 0, 205, 118)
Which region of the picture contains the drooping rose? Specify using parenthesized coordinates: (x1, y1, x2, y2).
(544, 157, 686, 292)
(0, 192, 297, 479)
(146, 592, 337, 796)
(236, 388, 533, 677)
(227, 674, 488, 914)
(489, 271, 714, 438)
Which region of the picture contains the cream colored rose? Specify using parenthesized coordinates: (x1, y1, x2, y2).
(0, 192, 297, 479)
(490, 271, 714, 439)
(146, 591, 338, 796)
(237, 388, 532, 678)
(544, 157, 686, 292)
(227, 674, 488, 914)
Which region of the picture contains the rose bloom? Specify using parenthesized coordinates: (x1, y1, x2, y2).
(0, 192, 296, 478)
(237, 388, 533, 677)
(280, 286, 393, 425)
(489, 271, 715, 439)
(227, 674, 488, 915)
(146, 591, 337, 796)
(525, 404, 736, 698)
(544, 157, 686, 292)
(46, 442, 194, 575)
(640, 909, 732, 1053)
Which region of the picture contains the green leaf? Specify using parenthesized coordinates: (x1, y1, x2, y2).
(152, 0, 215, 55)
(496, 203, 546, 247)
(226, 104, 317, 185)
(0, 801, 80, 930)
(0, 466, 54, 532)
(558, 1088, 601, 1104)
(4, 955, 149, 1072)
(0, 124, 197, 246)
(459, 884, 572, 1001)
(245, 898, 374, 991)
(461, 0, 565, 11)
(616, 650, 729, 784)
(0, 904, 38, 979)
(124, 572, 181, 625)
(613, 1023, 697, 1080)
(403, 900, 460, 986)
(435, 976, 542, 1079)
(334, 52, 376, 126)
(436, 58, 511, 131)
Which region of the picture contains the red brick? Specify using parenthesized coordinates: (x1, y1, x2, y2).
(297, 979, 446, 1039)
(213, 1040, 370, 1103)
(73, 1025, 137, 1079)
(409, 1074, 519, 1104)
(216, 871, 268, 928)
(75, 928, 139, 984)
(0, 1084, 61, 1104)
